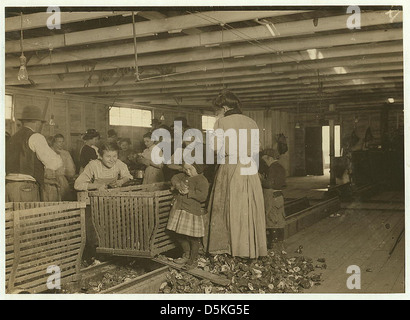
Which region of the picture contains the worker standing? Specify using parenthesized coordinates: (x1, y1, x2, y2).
(259, 148, 287, 246)
(6, 106, 63, 202)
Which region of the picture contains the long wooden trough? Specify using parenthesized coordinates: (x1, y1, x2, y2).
(284, 197, 341, 239)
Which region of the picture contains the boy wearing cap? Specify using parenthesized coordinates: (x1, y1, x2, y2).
(6, 105, 63, 202)
(260, 148, 287, 246)
(79, 129, 100, 172)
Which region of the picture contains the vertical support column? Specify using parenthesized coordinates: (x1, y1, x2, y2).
(329, 104, 336, 186)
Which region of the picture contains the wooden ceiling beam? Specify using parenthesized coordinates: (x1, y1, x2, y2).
(91, 84, 403, 102)
(88, 82, 402, 100)
(26, 65, 403, 91)
(6, 39, 402, 79)
(6, 52, 402, 87)
(5, 27, 402, 68)
(5, 10, 129, 32)
(5, 10, 400, 54)
(5, 11, 305, 53)
(73, 75, 403, 99)
(116, 95, 404, 109)
(137, 11, 202, 36)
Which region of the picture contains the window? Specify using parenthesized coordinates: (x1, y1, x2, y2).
(202, 115, 217, 131)
(109, 106, 152, 127)
(5, 95, 13, 120)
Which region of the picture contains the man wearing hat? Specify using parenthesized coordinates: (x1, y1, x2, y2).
(151, 118, 162, 131)
(107, 129, 118, 145)
(6, 105, 63, 202)
(259, 148, 287, 246)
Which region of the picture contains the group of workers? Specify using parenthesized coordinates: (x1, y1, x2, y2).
(5, 90, 287, 266)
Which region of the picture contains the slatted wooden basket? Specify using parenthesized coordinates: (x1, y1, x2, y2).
(88, 182, 176, 258)
(5, 202, 86, 294)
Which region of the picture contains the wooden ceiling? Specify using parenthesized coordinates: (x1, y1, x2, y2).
(5, 7, 403, 113)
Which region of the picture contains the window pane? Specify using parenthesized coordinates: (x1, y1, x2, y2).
(5, 95, 13, 120)
(110, 106, 151, 127)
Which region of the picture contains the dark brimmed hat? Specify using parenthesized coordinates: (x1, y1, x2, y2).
(171, 116, 190, 129)
(18, 105, 46, 122)
(262, 148, 280, 160)
(107, 129, 117, 137)
(82, 129, 100, 141)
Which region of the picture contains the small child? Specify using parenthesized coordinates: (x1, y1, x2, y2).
(167, 162, 209, 268)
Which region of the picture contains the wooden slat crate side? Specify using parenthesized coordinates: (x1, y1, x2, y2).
(121, 196, 128, 250)
(138, 197, 145, 251)
(14, 263, 79, 292)
(5, 202, 85, 293)
(15, 248, 80, 277)
(10, 202, 86, 219)
(22, 270, 79, 294)
(151, 243, 176, 256)
(6, 237, 83, 264)
(5, 202, 14, 212)
(88, 184, 176, 258)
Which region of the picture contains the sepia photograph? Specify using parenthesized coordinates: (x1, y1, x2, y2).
(1, 1, 407, 300)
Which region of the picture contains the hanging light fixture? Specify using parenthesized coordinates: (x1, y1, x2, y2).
(18, 12, 29, 81)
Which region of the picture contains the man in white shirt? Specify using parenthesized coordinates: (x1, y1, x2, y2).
(6, 105, 63, 202)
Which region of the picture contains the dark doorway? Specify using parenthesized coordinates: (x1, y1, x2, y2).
(305, 127, 323, 175)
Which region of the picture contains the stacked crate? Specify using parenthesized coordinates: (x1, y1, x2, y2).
(5, 202, 86, 293)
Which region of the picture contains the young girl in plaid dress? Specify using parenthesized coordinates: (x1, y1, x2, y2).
(167, 162, 209, 268)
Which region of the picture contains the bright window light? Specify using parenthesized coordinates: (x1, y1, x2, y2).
(306, 49, 324, 60)
(322, 125, 341, 168)
(5, 95, 13, 120)
(109, 107, 152, 127)
(334, 67, 347, 74)
(202, 115, 217, 131)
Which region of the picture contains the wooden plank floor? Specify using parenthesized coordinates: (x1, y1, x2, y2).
(284, 193, 405, 294)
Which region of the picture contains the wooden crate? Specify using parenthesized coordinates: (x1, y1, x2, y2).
(88, 182, 176, 258)
(5, 202, 86, 294)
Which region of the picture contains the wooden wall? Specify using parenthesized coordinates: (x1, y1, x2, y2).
(6, 87, 298, 176)
(5, 87, 202, 165)
(290, 107, 404, 176)
(243, 109, 295, 176)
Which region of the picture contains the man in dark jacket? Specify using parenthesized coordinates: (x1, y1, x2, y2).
(6, 105, 63, 202)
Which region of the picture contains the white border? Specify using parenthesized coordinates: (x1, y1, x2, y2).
(0, 0, 408, 301)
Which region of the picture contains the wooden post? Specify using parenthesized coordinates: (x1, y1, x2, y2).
(329, 104, 336, 186)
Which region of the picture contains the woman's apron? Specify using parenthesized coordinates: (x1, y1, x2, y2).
(263, 189, 285, 229)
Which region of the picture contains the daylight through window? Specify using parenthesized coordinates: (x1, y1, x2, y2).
(109, 106, 152, 127)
